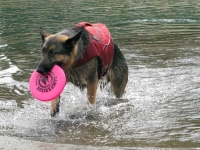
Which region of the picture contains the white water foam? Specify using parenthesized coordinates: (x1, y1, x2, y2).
(0, 44, 8, 48)
(0, 54, 19, 75)
(125, 19, 197, 23)
(0, 58, 20, 85)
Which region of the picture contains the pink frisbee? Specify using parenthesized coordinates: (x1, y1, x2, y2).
(29, 65, 66, 102)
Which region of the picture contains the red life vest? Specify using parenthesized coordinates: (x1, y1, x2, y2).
(75, 22, 114, 79)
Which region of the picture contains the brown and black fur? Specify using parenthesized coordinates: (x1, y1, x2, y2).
(37, 24, 128, 117)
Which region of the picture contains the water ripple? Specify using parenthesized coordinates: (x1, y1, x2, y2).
(125, 19, 197, 23)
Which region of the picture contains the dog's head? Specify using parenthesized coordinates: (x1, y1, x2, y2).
(37, 27, 82, 74)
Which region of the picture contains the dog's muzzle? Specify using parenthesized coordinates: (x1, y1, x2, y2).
(37, 66, 51, 75)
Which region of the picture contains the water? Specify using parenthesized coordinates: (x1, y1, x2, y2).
(0, 0, 200, 149)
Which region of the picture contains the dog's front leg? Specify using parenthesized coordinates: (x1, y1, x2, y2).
(50, 96, 60, 117)
(87, 73, 98, 104)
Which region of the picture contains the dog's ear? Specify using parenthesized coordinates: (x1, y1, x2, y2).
(65, 30, 82, 51)
(39, 26, 50, 43)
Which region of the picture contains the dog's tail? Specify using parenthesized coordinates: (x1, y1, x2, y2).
(108, 43, 128, 98)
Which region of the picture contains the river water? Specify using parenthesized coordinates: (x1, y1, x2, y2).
(0, 0, 200, 149)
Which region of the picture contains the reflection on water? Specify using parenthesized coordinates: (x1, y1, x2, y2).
(0, 0, 200, 149)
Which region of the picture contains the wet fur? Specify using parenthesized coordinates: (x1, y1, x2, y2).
(37, 25, 128, 117)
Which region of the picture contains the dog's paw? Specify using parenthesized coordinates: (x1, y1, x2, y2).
(50, 110, 58, 117)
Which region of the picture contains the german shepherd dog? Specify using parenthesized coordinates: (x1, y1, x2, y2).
(37, 22, 128, 117)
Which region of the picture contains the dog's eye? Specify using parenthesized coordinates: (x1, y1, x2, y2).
(49, 50, 55, 57)
(49, 50, 59, 57)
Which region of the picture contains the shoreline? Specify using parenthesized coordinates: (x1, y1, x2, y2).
(0, 136, 122, 150)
